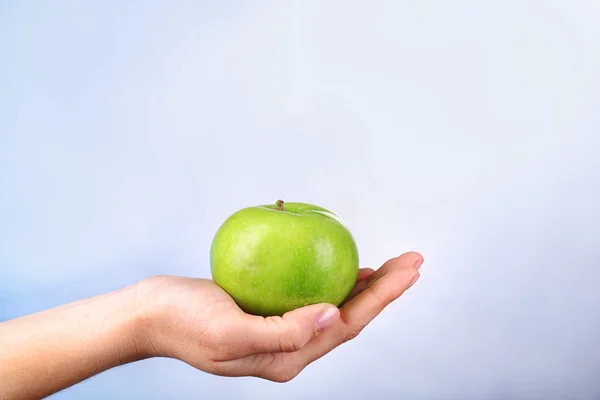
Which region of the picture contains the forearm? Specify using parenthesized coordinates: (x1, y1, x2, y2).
(0, 284, 147, 400)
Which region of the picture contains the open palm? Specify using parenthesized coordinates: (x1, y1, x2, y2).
(139, 251, 423, 382)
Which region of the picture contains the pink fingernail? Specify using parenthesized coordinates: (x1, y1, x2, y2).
(315, 307, 339, 332)
(408, 272, 420, 287)
(414, 258, 423, 270)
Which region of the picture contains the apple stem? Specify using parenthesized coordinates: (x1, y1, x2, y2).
(276, 200, 285, 211)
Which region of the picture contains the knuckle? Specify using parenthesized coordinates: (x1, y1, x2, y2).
(270, 365, 302, 383)
(344, 325, 364, 342)
(266, 316, 303, 353)
(205, 359, 227, 376)
(258, 354, 305, 383)
(368, 287, 388, 308)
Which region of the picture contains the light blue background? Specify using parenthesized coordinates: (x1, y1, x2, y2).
(1, 1, 599, 399)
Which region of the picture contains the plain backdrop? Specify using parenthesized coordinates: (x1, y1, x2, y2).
(1, 1, 599, 399)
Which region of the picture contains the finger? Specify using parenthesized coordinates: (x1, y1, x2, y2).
(362, 251, 422, 284)
(343, 280, 369, 305)
(342, 262, 419, 327)
(342, 268, 376, 305)
(292, 252, 423, 366)
(234, 303, 340, 357)
(357, 268, 375, 282)
(344, 253, 420, 305)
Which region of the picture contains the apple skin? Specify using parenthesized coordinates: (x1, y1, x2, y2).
(210, 201, 359, 317)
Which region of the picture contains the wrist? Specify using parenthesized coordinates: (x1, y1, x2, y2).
(127, 276, 175, 360)
(93, 283, 155, 366)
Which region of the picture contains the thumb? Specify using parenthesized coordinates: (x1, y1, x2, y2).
(243, 303, 340, 355)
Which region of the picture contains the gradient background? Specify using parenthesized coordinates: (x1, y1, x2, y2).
(1, 1, 599, 399)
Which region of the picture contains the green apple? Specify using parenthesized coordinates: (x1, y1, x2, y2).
(210, 200, 359, 317)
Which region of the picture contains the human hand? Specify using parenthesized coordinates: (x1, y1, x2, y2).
(135, 251, 423, 382)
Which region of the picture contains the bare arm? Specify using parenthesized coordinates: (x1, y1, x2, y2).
(0, 252, 422, 399)
(0, 285, 146, 400)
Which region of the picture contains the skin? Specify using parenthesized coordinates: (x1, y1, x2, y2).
(211, 201, 359, 316)
(0, 251, 423, 400)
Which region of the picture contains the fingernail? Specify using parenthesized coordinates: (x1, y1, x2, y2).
(315, 307, 339, 332)
(414, 258, 423, 270)
(408, 271, 420, 288)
